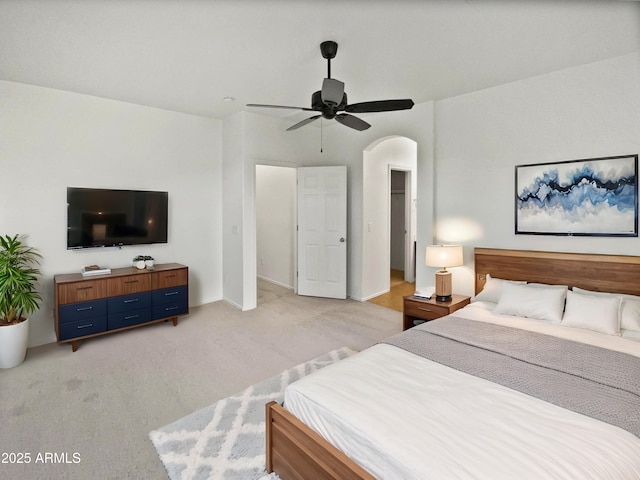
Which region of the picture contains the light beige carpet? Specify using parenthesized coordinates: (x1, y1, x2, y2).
(149, 347, 356, 480)
(1, 279, 400, 480)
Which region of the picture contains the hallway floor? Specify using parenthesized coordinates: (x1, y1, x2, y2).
(368, 269, 415, 312)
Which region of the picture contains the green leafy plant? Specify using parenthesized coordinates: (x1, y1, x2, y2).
(133, 255, 154, 262)
(0, 235, 42, 326)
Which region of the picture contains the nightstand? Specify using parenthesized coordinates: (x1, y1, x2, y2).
(403, 294, 471, 330)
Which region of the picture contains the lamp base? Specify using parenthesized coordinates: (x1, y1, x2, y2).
(435, 294, 452, 302)
(434, 270, 452, 302)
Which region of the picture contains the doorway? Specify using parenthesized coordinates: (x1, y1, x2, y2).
(390, 169, 414, 283)
(362, 136, 417, 310)
(255, 164, 297, 295)
(255, 164, 348, 302)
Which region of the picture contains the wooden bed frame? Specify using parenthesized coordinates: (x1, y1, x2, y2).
(474, 248, 640, 297)
(266, 247, 640, 480)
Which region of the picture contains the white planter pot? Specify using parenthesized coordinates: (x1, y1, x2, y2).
(0, 318, 29, 369)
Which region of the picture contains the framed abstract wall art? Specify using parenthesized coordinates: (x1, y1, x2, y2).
(515, 154, 638, 237)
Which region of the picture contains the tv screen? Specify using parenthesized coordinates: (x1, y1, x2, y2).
(67, 187, 168, 249)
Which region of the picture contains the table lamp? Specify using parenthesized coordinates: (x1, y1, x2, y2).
(425, 245, 463, 302)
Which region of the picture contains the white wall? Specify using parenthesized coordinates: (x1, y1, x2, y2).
(0, 81, 223, 347)
(222, 111, 301, 311)
(10, 51, 637, 346)
(217, 54, 640, 310)
(221, 112, 246, 309)
(434, 52, 640, 297)
(255, 165, 296, 289)
(362, 137, 417, 300)
(222, 102, 434, 310)
(282, 101, 436, 302)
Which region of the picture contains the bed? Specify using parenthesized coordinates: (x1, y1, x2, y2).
(266, 248, 640, 479)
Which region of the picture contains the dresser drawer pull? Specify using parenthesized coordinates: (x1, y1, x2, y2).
(124, 314, 139, 320)
(165, 274, 176, 278)
(418, 307, 433, 312)
(165, 306, 179, 311)
(124, 280, 139, 284)
(164, 291, 179, 296)
(124, 299, 139, 303)
(77, 286, 93, 291)
(76, 306, 93, 312)
(76, 323, 93, 329)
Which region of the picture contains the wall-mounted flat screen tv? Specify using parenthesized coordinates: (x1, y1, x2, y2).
(67, 187, 168, 249)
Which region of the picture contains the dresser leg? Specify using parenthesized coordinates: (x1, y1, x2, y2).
(163, 317, 178, 326)
(71, 340, 78, 352)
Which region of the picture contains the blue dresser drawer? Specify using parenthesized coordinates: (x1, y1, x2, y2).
(107, 291, 152, 313)
(59, 316, 107, 340)
(107, 308, 151, 330)
(152, 301, 188, 320)
(58, 299, 107, 324)
(152, 285, 187, 305)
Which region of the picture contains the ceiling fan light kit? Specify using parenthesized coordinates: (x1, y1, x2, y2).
(247, 40, 414, 131)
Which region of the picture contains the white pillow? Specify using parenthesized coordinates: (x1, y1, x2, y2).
(572, 287, 616, 297)
(561, 290, 621, 335)
(621, 297, 640, 332)
(572, 287, 638, 332)
(528, 282, 570, 290)
(472, 274, 525, 303)
(494, 282, 567, 323)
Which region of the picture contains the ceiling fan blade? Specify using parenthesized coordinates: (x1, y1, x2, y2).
(286, 115, 321, 131)
(246, 103, 315, 112)
(335, 113, 371, 131)
(344, 99, 414, 113)
(321, 78, 344, 105)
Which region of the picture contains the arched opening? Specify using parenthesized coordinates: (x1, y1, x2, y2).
(362, 136, 418, 308)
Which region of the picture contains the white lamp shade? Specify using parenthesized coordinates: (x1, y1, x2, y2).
(425, 245, 463, 269)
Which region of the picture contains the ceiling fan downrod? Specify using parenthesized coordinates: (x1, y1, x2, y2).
(320, 40, 338, 79)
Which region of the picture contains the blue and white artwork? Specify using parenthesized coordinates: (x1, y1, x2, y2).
(516, 155, 638, 236)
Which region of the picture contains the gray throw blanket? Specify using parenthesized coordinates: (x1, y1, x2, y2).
(384, 317, 640, 438)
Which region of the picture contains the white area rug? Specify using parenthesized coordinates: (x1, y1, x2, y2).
(149, 347, 356, 480)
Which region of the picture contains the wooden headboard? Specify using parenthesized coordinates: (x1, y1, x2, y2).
(474, 248, 640, 297)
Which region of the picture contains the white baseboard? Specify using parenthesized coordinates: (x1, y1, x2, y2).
(360, 288, 390, 302)
(257, 275, 294, 290)
(223, 296, 243, 310)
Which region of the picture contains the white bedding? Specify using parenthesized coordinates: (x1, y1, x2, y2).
(458, 301, 640, 355)
(284, 304, 640, 480)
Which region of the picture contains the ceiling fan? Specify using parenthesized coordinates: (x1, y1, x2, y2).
(247, 41, 414, 131)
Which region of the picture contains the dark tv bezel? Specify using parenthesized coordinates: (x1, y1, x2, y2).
(67, 187, 168, 250)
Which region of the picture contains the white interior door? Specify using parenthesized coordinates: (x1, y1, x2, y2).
(297, 166, 347, 299)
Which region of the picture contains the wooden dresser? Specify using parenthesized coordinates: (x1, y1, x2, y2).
(54, 263, 188, 351)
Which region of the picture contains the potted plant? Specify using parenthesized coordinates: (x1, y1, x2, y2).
(0, 234, 42, 368)
(133, 255, 154, 270)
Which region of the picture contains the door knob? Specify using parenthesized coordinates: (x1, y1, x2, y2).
(340, 237, 345, 242)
